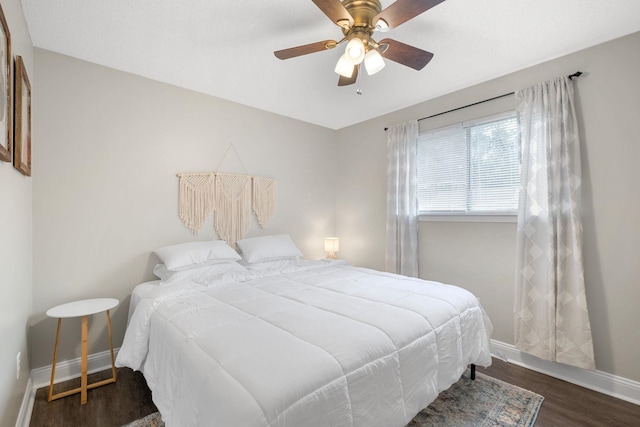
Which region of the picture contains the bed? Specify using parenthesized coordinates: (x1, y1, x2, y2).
(116, 236, 493, 427)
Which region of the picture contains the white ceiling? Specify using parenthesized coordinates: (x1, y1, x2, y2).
(21, 0, 640, 129)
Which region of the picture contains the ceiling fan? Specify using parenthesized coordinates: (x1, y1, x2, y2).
(274, 0, 446, 86)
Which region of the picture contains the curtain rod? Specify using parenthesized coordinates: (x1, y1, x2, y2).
(384, 71, 582, 131)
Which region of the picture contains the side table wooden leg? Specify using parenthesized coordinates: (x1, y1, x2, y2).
(106, 309, 117, 381)
(48, 319, 62, 402)
(80, 315, 88, 404)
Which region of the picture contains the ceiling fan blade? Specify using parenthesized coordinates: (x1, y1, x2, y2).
(338, 65, 358, 86)
(312, 0, 354, 28)
(379, 38, 433, 70)
(374, 0, 447, 30)
(274, 40, 338, 60)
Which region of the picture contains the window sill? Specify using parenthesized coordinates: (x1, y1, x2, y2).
(418, 214, 517, 223)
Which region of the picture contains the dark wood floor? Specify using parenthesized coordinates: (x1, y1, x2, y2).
(480, 359, 640, 426)
(29, 358, 640, 426)
(30, 368, 157, 427)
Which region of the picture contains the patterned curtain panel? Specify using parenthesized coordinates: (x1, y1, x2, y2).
(385, 120, 419, 277)
(514, 77, 595, 370)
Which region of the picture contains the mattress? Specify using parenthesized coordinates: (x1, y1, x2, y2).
(127, 280, 161, 320)
(116, 261, 492, 427)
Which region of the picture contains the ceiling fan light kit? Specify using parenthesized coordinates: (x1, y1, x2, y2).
(335, 54, 355, 78)
(364, 48, 385, 75)
(345, 37, 366, 65)
(274, 0, 444, 86)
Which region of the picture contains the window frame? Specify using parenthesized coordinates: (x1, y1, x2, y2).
(417, 111, 520, 221)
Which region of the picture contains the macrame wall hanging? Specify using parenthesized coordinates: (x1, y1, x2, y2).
(176, 171, 277, 246)
(176, 144, 277, 246)
(214, 173, 253, 247)
(252, 176, 277, 227)
(178, 172, 215, 234)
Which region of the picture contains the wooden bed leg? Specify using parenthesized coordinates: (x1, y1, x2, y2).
(471, 364, 476, 380)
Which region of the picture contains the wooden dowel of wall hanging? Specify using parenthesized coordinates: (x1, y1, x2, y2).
(176, 172, 214, 177)
(175, 172, 256, 178)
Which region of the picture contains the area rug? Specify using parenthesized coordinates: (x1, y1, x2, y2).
(408, 372, 543, 426)
(122, 371, 543, 427)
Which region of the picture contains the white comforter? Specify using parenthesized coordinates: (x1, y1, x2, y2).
(117, 261, 492, 427)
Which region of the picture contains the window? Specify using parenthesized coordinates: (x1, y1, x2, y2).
(417, 112, 520, 215)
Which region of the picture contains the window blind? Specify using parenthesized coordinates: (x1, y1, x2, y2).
(417, 113, 520, 214)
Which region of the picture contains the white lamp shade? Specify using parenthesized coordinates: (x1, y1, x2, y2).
(324, 237, 339, 253)
(364, 49, 385, 75)
(335, 55, 354, 78)
(345, 38, 365, 65)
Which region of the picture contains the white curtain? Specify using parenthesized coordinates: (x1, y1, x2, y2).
(514, 76, 595, 370)
(385, 120, 419, 277)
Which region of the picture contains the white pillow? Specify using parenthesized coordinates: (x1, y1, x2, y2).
(153, 240, 241, 271)
(236, 234, 303, 264)
(153, 262, 247, 282)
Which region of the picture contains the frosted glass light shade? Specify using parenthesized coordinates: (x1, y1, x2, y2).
(345, 38, 365, 65)
(364, 49, 385, 75)
(324, 237, 339, 259)
(335, 55, 354, 78)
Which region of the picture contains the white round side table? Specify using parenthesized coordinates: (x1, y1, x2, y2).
(46, 298, 119, 404)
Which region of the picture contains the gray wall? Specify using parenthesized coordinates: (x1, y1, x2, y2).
(30, 49, 339, 369)
(0, 0, 33, 425)
(336, 32, 640, 382)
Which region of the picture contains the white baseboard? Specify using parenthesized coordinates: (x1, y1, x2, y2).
(491, 340, 640, 405)
(16, 348, 120, 427)
(30, 347, 120, 389)
(14, 377, 33, 427)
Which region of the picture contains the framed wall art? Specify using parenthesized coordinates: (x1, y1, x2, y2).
(0, 4, 11, 163)
(14, 56, 30, 176)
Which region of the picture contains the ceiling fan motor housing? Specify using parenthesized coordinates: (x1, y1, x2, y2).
(341, 0, 383, 52)
(342, 0, 382, 32)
